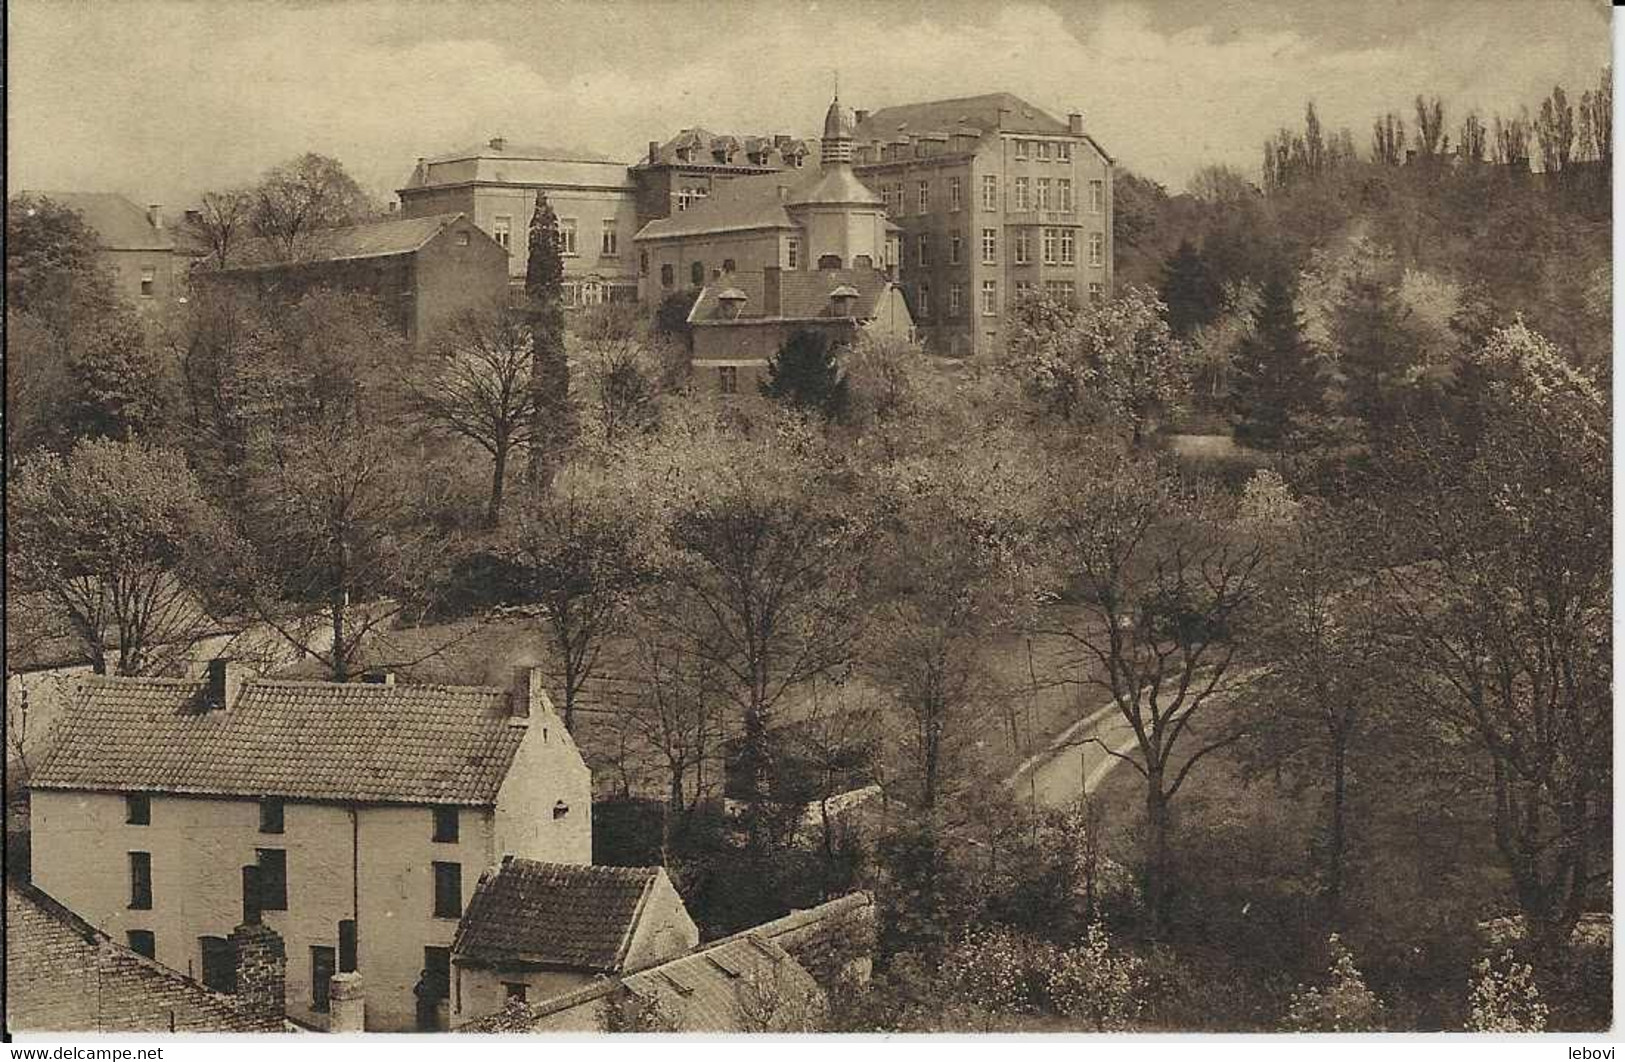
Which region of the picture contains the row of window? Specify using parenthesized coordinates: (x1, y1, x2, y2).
(125, 794, 463, 843)
(912, 229, 1103, 267)
(914, 278, 1103, 320)
(125, 849, 463, 919)
(880, 176, 1104, 216)
(490, 216, 619, 258)
(1012, 138, 1075, 163)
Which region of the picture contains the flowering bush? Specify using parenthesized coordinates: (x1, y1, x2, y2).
(1464, 950, 1549, 1032)
(1282, 934, 1386, 1031)
(1046, 922, 1148, 1031)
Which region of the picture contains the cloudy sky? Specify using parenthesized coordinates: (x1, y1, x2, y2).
(7, 0, 1611, 208)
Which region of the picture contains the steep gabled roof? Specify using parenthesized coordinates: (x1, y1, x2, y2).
(452, 859, 662, 972)
(6, 880, 292, 1033)
(855, 92, 1071, 139)
(29, 674, 529, 805)
(221, 213, 474, 270)
(25, 191, 174, 251)
(688, 267, 894, 324)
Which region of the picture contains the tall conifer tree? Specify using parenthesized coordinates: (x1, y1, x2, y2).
(525, 191, 571, 486)
(1231, 274, 1321, 450)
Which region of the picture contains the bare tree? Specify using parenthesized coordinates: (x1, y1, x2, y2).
(410, 304, 537, 526)
(1578, 65, 1612, 163)
(187, 189, 255, 269)
(1043, 455, 1265, 936)
(1458, 112, 1489, 162)
(1413, 95, 1446, 159)
(1534, 85, 1576, 174)
(1493, 109, 1533, 165)
(1371, 112, 1406, 166)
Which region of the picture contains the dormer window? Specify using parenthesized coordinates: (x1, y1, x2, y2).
(676, 147, 692, 163)
(553, 800, 570, 820)
(717, 288, 747, 320)
(829, 284, 860, 317)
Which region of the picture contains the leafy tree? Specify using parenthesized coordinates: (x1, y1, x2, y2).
(1577, 66, 1612, 163)
(580, 337, 661, 447)
(250, 153, 376, 258)
(525, 190, 571, 486)
(1282, 934, 1386, 1031)
(1459, 111, 1489, 162)
(10, 439, 242, 677)
(1043, 455, 1265, 936)
(1372, 112, 1406, 166)
(1067, 287, 1190, 444)
(5, 309, 70, 473)
(1186, 164, 1255, 204)
(1534, 85, 1575, 174)
(6, 194, 114, 326)
(61, 300, 166, 443)
(1380, 324, 1609, 961)
(409, 303, 537, 526)
(1158, 239, 1222, 338)
(1494, 109, 1533, 165)
(1413, 95, 1446, 159)
(1229, 273, 1321, 450)
(1111, 170, 1167, 259)
(185, 189, 255, 269)
(760, 328, 850, 419)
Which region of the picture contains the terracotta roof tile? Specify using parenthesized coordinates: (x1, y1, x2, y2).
(29, 675, 526, 805)
(452, 858, 657, 971)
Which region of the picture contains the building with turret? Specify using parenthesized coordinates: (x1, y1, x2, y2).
(634, 97, 913, 394)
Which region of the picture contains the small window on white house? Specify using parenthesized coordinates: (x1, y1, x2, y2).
(559, 218, 578, 256)
(718, 366, 738, 395)
(492, 216, 512, 250)
(140, 267, 155, 297)
(601, 220, 618, 257)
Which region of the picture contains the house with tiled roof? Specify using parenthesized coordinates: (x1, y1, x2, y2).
(6, 878, 294, 1034)
(27, 662, 591, 1032)
(398, 136, 638, 304)
(20, 191, 181, 311)
(636, 96, 913, 392)
(450, 857, 698, 1023)
(847, 92, 1115, 357)
(209, 212, 508, 345)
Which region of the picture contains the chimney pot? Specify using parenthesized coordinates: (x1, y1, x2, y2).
(329, 971, 366, 1033)
(649, 140, 661, 163)
(147, 204, 163, 230)
(509, 665, 553, 725)
(1068, 112, 1084, 136)
(207, 658, 244, 710)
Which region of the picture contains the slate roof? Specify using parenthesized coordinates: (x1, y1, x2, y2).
(29, 674, 528, 805)
(458, 932, 821, 1033)
(424, 142, 620, 166)
(636, 168, 810, 240)
(688, 267, 893, 323)
(855, 92, 1071, 139)
(23, 191, 174, 251)
(636, 127, 809, 170)
(6, 880, 292, 1033)
(452, 858, 660, 971)
(221, 213, 471, 270)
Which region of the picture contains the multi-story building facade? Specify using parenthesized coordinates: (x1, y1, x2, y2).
(630, 128, 811, 229)
(28, 662, 591, 1032)
(849, 93, 1114, 357)
(397, 138, 639, 306)
(24, 192, 181, 312)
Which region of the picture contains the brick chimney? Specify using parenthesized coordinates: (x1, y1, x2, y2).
(509, 665, 555, 726)
(231, 867, 286, 1029)
(854, 109, 870, 126)
(1068, 112, 1084, 136)
(489, 136, 507, 152)
(147, 204, 163, 230)
(649, 140, 661, 163)
(361, 668, 396, 686)
(328, 971, 365, 1033)
(206, 658, 244, 711)
(763, 266, 782, 316)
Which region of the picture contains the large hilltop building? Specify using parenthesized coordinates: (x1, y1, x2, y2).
(851, 92, 1115, 357)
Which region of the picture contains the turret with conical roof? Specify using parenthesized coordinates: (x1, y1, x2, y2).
(821, 96, 855, 166)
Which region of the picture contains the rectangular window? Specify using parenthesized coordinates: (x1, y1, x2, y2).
(600, 220, 618, 257)
(981, 175, 998, 211)
(1060, 229, 1077, 265)
(257, 848, 287, 911)
(787, 238, 800, 269)
(433, 806, 458, 843)
(981, 280, 998, 316)
(1089, 281, 1105, 305)
(949, 283, 963, 317)
(433, 861, 463, 919)
(718, 366, 738, 395)
(127, 930, 156, 959)
(981, 228, 997, 264)
(1014, 229, 1031, 265)
(140, 267, 155, 297)
(1058, 179, 1074, 213)
(126, 794, 150, 825)
(1089, 232, 1105, 266)
(1042, 228, 1059, 265)
(492, 215, 512, 250)
(1014, 139, 1029, 161)
(1037, 178, 1051, 210)
(312, 947, 337, 1012)
(1037, 141, 1053, 162)
(504, 983, 528, 1002)
(1058, 141, 1073, 163)
(1090, 179, 1105, 214)
(1014, 178, 1030, 211)
(559, 218, 577, 256)
(916, 180, 929, 213)
(917, 283, 931, 319)
(1046, 279, 1078, 306)
(949, 234, 962, 265)
(259, 799, 284, 834)
(660, 263, 674, 288)
(948, 176, 962, 211)
(1015, 280, 1035, 300)
(129, 852, 152, 910)
(916, 234, 929, 266)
